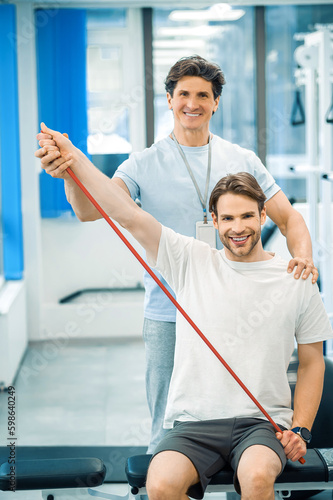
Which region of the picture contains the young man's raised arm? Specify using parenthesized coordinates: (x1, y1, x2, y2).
(36, 124, 161, 262)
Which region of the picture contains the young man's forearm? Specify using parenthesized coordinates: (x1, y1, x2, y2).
(292, 343, 325, 430)
(66, 146, 136, 228)
(276, 342, 325, 461)
(64, 174, 103, 221)
(61, 144, 161, 258)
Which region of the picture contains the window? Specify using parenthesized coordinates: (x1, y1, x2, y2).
(86, 8, 145, 177)
(153, 6, 256, 151)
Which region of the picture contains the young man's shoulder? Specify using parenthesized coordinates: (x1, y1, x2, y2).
(263, 254, 318, 295)
(161, 225, 218, 257)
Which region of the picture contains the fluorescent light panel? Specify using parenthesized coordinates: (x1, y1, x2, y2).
(169, 3, 245, 22)
(153, 39, 206, 49)
(157, 25, 225, 37)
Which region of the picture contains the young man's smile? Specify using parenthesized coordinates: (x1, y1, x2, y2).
(228, 234, 252, 246)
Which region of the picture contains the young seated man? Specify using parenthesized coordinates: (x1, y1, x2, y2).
(142, 173, 331, 500)
(37, 132, 332, 500)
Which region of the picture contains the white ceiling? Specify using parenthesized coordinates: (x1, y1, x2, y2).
(23, 0, 333, 7)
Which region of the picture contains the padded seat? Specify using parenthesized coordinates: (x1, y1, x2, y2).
(0, 457, 106, 491)
(125, 448, 333, 494)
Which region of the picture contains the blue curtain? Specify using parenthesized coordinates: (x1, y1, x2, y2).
(0, 4, 24, 280)
(35, 9, 89, 217)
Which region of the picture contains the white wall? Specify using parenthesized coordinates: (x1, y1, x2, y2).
(0, 282, 27, 387)
(16, 3, 43, 340)
(38, 217, 145, 342)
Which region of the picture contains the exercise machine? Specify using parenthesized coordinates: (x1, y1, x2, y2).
(291, 24, 333, 329)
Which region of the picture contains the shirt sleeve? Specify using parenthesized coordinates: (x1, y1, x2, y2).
(295, 288, 333, 344)
(249, 151, 281, 201)
(113, 156, 140, 201)
(147, 226, 194, 294)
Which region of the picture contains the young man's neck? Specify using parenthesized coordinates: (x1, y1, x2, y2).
(224, 243, 274, 263)
(171, 126, 211, 147)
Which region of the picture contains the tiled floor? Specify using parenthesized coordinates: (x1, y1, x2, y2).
(0, 338, 150, 447)
(0, 339, 331, 499)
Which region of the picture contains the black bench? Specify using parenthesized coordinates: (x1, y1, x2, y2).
(126, 449, 333, 498)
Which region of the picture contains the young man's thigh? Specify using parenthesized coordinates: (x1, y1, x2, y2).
(229, 419, 287, 494)
(147, 450, 199, 491)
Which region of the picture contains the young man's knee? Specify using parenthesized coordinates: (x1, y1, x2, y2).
(238, 465, 277, 499)
(146, 450, 198, 500)
(245, 466, 276, 486)
(146, 474, 183, 500)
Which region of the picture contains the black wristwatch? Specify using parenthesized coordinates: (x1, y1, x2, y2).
(291, 427, 312, 444)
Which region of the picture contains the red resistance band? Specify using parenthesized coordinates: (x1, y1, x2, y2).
(65, 165, 305, 465)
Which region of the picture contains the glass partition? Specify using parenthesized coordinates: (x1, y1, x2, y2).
(153, 6, 256, 152)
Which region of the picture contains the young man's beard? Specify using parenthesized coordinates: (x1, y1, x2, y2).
(219, 228, 261, 258)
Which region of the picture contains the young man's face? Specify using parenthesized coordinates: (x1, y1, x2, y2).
(212, 193, 266, 262)
(167, 76, 220, 134)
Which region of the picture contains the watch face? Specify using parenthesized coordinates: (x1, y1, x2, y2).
(300, 427, 312, 442)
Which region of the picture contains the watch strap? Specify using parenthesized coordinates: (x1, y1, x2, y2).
(291, 426, 312, 443)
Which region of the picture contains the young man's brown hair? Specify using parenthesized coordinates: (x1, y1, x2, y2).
(209, 172, 267, 216)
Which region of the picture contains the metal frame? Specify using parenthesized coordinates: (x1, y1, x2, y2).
(36, 481, 333, 499)
(293, 24, 333, 320)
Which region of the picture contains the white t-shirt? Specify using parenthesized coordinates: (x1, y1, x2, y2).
(114, 135, 281, 322)
(148, 226, 333, 430)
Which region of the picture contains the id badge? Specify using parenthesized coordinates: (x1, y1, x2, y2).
(196, 221, 216, 248)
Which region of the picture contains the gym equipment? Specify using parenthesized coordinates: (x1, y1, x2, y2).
(0, 445, 145, 498)
(292, 24, 333, 322)
(59, 285, 144, 304)
(326, 91, 333, 123)
(0, 457, 106, 491)
(291, 88, 306, 125)
(126, 450, 333, 498)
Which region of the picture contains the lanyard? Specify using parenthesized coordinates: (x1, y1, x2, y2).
(171, 131, 212, 223)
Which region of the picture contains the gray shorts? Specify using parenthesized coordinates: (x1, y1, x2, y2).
(152, 417, 287, 499)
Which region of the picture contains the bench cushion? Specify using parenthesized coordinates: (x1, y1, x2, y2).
(126, 449, 332, 490)
(0, 457, 106, 491)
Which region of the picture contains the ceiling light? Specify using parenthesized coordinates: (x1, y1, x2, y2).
(153, 39, 206, 49)
(169, 4, 245, 22)
(157, 25, 225, 37)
